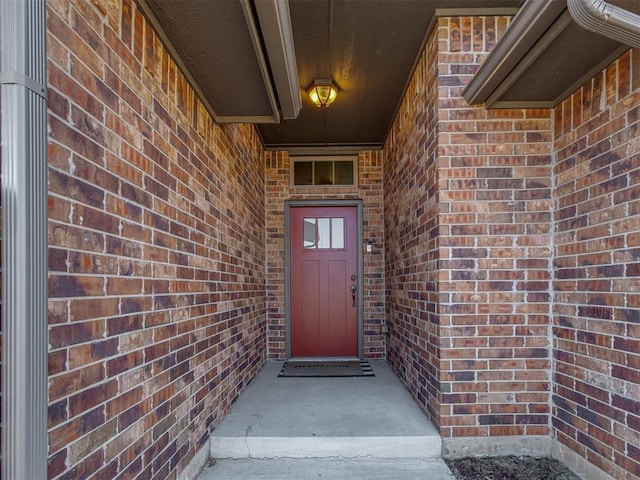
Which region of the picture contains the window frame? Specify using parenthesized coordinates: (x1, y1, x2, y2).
(290, 155, 358, 187)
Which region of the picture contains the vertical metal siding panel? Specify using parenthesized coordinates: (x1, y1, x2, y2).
(1, 0, 48, 478)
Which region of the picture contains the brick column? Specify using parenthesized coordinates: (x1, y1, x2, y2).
(385, 16, 554, 445)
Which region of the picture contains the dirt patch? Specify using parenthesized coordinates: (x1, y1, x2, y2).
(446, 456, 582, 480)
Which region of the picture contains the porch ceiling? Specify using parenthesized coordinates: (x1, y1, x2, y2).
(135, 0, 521, 150)
(257, 0, 522, 150)
(135, 0, 636, 150)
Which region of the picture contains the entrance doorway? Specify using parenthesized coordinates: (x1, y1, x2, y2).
(287, 203, 361, 357)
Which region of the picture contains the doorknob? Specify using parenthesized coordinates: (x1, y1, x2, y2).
(351, 285, 356, 307)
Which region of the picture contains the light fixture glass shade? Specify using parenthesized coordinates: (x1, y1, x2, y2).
(307, 79, 338, 108)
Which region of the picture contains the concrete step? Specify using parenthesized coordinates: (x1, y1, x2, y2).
(198, 458, 456, 480)
(210, 434, 441, 459)
(208, 361, 442, 460)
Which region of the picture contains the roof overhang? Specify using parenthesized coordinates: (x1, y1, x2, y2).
(136, 0, 301, 123)
(464, 0, 640, 108)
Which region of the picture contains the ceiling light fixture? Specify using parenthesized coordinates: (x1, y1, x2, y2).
(307, 79, 338, 108)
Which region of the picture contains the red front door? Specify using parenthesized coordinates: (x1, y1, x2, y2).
(290, 206, 358, 357)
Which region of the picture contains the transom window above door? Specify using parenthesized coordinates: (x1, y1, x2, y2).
(303, 217, 345, 249)
(291, 156, 357, 186)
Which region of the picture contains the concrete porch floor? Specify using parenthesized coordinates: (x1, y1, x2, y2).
(198, 360, 455, 479)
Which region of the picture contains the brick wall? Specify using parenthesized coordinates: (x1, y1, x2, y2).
(437, 17, 554, 440)
(46, 1, 266, 478)
(385, 17, 554, 439)
(384, 24, 441, 424)
(553, 48, 640, 479)
(265, 150, 385, 359)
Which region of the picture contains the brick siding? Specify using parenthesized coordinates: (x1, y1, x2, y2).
(437, 17, 554, 440)
(553, 48, 640, 479)
(384, 23, 442, 424)
(46, 1, 266, 478)
(385, 17, 554, 438)
(0, 1, 637, 479)
(384, 15, 640, 479)
(265, 150, 385, 359)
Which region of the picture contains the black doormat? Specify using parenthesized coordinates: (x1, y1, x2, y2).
(278, 360, 375, 377)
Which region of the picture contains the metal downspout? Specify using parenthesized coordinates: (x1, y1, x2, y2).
(0, 0, 49, 478)
(567, 0, 640, 49)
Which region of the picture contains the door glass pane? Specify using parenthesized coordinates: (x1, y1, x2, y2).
(294, 162, 313, 185)
(303, 218, 316, 248)
(331, 218, 344, 249)
(334, 161, 354, 185)
(317, 218, 331, 248)
(314, 161, 333, 185)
